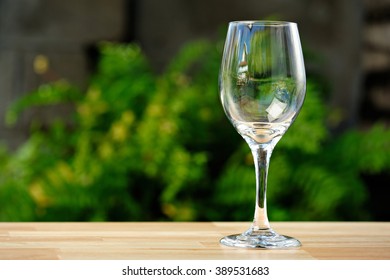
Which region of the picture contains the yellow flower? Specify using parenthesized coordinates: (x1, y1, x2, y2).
(77, 104, 91, 117)
(86, 88, 101, 101)
(29, 182, 51, 207)
(121, 110, 135, 125)
(162, 203, 177, 218)
(33, 54, 49, 75)
(111, 122, 127, 142)
(147, 104, 164, 117)
(160, 120, 176, 134)
(98, 142, 114, 159)
(57, 162, 74, 183)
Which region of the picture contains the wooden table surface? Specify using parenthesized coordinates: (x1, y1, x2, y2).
(0, 222, 389, 260)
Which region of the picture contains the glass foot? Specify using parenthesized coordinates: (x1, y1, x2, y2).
(220, 228, 301, 249)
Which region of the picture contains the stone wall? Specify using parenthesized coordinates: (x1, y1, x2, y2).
(0, 0, 126, 148)
(1, 0, 389, 148)
(134, 0, 363, 132)
(362, 0, 390, 124)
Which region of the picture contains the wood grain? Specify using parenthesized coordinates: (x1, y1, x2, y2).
(0, 222, 389, 260)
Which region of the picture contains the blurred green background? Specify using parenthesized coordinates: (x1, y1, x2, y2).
(1, 40, 389, 222)
(0, 0, 389, 221)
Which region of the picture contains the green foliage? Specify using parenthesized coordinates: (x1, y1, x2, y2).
(1, 39, 389, 222)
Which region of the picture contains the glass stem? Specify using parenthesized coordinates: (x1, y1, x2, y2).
(250, 143, 275, 230)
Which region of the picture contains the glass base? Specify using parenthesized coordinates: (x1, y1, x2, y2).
(220, 227, 301, 249)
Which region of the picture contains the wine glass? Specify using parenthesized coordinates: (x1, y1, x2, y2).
(219, 21, 306, 248)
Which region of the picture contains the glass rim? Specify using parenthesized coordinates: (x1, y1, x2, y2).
(229, 20, 297, 26)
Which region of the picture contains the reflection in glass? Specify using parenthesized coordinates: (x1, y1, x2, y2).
(219, 21, 306, 248)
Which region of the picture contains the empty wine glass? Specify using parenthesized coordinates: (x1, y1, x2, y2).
(219, 21, 306, 248)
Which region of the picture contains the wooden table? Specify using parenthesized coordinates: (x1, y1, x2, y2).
(0, 222, 389, 260)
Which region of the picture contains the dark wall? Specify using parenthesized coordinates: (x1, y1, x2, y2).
(0, 0, 126, 148)
(134, 0, 363, 131)
(1, 0, 389, 148)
